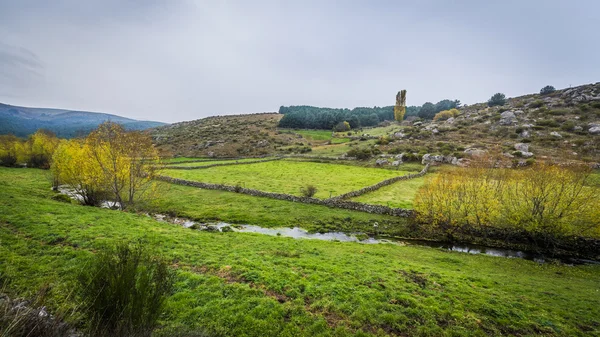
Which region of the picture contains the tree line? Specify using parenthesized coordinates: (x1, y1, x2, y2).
(278, 99, 460, 130)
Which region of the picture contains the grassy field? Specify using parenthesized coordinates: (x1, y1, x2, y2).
(351, 176, 428, 209)
(1, 168, 599, 336)
(146, 180, 410, 235)
(309, 140, 378, 157)
(161, 157, 209, 164)
(165, 158, 268, 167)
(289, 129, 334, 141)
(161, 160, 409, 199)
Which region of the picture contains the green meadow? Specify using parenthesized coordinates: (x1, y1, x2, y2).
(164, 158, 265, 167)
(351, 176, 428, 209)
(161, 160, 409, 199)
(1, 168, 599, 336)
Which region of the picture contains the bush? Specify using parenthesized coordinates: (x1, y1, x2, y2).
(432, 108, 460, 121)
(375, 136, 390, 145)
(487, 93, 507, 107)
(300, 185, 318, 198)
(78, 243, 174, 337)
(346, 147, 374, 160)
(540, 85, 556, 95)
(537, 119, 560, 128)
(529, 100, 544, 108)
(0, 154, 17, 167)
(414, 162, 600, 243)
(333, 121, 350, 132)
(560, 121, 576, 132)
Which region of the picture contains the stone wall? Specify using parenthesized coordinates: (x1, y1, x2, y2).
(164, 157, 282, 170)
(328, 164, 430, 201)
(162, 155, 272, 165)
(155, 175, 415, 217)
(285, 155, 356, 161)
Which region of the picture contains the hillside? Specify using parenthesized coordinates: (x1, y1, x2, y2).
(150, 113, 312, 157)
(385, 82, 600, 164)
(149, 83, 600, 164)
(0, 102, 166, 138)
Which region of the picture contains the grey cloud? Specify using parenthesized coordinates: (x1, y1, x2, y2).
(0, 0, 599, 122)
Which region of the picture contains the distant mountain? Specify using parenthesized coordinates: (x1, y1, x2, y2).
(0, 102, 167, 138)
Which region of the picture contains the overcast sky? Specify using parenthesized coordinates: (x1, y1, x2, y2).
(1, 0, 599, 123)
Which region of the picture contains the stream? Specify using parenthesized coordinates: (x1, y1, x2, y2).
(152, 214, 600, 265)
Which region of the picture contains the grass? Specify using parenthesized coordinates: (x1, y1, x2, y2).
(160, 157, 209, 164)
(351, 176, 428, 209)
(161, 160, 409, 199)
(146, 180, 410, 235)
(289, 129, 333, 141)
(310, 140, 378, 157)
(1, 167, 599, 336)
(165, 158, 268, 167)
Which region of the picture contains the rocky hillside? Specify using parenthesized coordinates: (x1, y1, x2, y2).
(378, 82, 600, 165)
(150, 113, 310, 157)
(150, 83, 600, 164)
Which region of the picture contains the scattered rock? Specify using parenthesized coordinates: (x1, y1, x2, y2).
(375, 159, 388, 166)
(445, 117, 455, 124)
(550, 131, 562, 138)
(464, 148, 487, 157)
(391, 161, 401, 166)
(514, 143, 529, 152)
(256, 140, 270, 147)
(589, 123, 600, 135)
(393, 132, 405, 138)
(499, 111, 517, 125)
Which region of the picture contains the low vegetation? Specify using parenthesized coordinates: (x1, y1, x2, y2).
(415, 160, 600, 249)
(51, 122, 158, 209)
(1, 167, 599, 336)
(78, 243, 174, 337)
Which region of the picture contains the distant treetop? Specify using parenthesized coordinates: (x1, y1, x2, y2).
(540, 85, 556, 95)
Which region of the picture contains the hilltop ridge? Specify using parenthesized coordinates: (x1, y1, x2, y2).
(0, 102, 166, 138)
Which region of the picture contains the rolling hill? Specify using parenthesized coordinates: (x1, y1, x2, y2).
(150, 113, 311, 157)
(0, 102, 166, 138)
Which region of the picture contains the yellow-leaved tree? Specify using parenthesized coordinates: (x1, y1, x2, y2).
(51, 139, 109, 205)
(414, 160, 600, 243)
(394, 90, 407, 122)
(28, 129, 60, 168)
(52, 122, 159, 209)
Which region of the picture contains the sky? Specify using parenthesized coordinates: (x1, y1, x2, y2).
(1, 0, 599, 123)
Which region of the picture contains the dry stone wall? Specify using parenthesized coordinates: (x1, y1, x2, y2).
(164, 157, 283, 170)
(155, 175, 415, 217)
(328, 164, 430, 201)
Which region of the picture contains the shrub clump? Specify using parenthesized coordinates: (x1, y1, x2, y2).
(346, 147, 377, 160)
(433, 108, 460, 121)
(77, 243, 174, 337)
(414, 161, 600, 245)
(300, 185, 318, 198)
